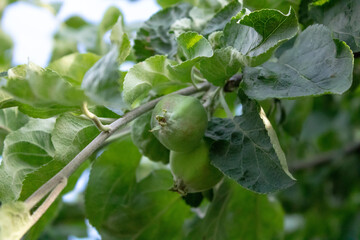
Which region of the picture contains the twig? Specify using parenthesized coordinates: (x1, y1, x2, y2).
(16, 177, 68, 240)
(202, 87, 214, 108)
(224, 73, 242, 92)
(29, 177, 67, 223)
(25, 82, 211, 209)
(289, 142, 360, 172)
(13, 177, 67, 240)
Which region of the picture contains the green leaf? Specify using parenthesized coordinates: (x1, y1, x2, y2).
(243, 0, 300, 13)
(274, 34, 297, 58)
(123, 55, 178, 104)
(99, 7, 122, 37)
(19, 161, 65, 202)
(48, 53, 101, 85)
(19, 160, 89, 202)
(0, 201, 32, 240)
(199, 46, 242, 86)
(187, 7, 215, 33)
(297, 0, 314, 27)
(81, 19, 130, 112)
(16, 104, 75, 119)
(0, 118, 55, 202)
(3, 118, 55, 169)
(0, 89, 18, 109)
(184, 179, 284, 240)
(52, 114, 99, 163)
(0, 29, 12, 71)
(177, 31, 213, 60)
(90, 105, 121, 118)
(309, 0, 360, 52)
(201, 0, 242, 36)
(85, 138, 141, 228)
(0, 107, 29, 134)
(168, 31, 213, 82)
(50, 21, 97, 62)
(185, 0, 232, 10)
(208, 31, 224, 49)
(81, 45, 127, 112)
(258, 106, 294, 181)
(2, 66, 85, 119)
(97, 6, 123, 55)
(131, 111, 170, 164)
(205, 94, 294, 193)
(0, 167, 14, 203)
(312, 0, 331, 6)
(85, 138, 190, 239)
(124, 31, 213, 104)
(3, 63, 86, 116)
(242, 25, 354, 100)
(157, 0, 182, 8)
(170, 17, 194, 38)
(18, 114, 97, 206)
(134, 3, 192, 61)
(64, 16, 89, 29)
(110, 17, 131, 63)
(223, 8, 299, 66)
(0, 107, 29, 152)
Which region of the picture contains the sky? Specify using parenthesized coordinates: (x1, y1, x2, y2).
(1, 0, 160, 66)
(1, 1, 160, 239)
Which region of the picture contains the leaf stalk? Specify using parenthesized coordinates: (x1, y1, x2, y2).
(82, 102, 111, 132)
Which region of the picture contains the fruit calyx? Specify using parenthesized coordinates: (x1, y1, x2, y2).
(170, 179, 188, 196)
(155, 113, 167, 127)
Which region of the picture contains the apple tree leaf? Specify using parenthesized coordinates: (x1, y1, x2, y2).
(205, 93, 294, 193)
(184, 179, 284, 240)
(223, 8, 298, 66)
(202, 0, 242, 36)
(242, 25, 354, 100)
(199, 46, 243, 86)
(2, 63, 86, 116)
(134, 3, 192, 61)
(0, 118, 55, 202)
(82, 18, 130, 112)
(85, 137, 190, 239)
(309, 0, 360, 53)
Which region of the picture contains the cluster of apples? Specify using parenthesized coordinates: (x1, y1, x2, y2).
(132, 94, 223, 195)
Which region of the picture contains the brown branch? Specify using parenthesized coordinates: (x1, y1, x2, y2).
(289, 142, 360, 172)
